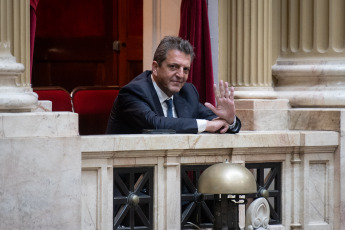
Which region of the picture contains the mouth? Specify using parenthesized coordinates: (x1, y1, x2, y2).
(170, 81, 183, 87)
(171, 78, 184, 83)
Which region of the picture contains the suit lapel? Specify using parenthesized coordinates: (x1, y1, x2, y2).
(146, 74, 164, 116)
(173, 94, 191, 118)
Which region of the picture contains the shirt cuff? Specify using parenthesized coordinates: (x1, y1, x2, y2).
(228, 116, 237, 129)
(196, 119, 207, 133)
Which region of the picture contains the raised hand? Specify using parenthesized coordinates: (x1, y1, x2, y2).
(204, 80, 236, 125)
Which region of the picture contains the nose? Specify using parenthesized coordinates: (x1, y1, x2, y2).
(176, 67, 184, 77)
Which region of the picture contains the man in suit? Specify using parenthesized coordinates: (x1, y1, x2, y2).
(106, 36, 241, 134)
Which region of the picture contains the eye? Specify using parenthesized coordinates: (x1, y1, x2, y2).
(183, 67, 190, 74)
(168, 64, 177, 70)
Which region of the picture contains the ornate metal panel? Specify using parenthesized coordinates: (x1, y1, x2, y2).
(113, 167, 153, 230)
(245, 162, 282, 225)
(181, 165, 214, 229)
(181, 163, 282, 228)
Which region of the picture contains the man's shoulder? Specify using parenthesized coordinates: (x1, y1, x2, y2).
(119, 71, 153, 98)
(123, 71, 152, 90)
(128, 71, 151, 84)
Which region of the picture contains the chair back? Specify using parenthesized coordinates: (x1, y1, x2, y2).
(71, 86, 120, 135)
(33, 86, 73, 111)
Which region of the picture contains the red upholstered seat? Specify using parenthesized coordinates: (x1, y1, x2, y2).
(33, 87, 73, 111)
(71, 86, 120, 135)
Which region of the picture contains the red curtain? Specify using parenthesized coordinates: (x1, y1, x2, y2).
(30, 0, 39, 81)
(178, 0, 215, 105)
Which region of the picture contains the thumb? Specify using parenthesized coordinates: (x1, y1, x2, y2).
(205, 102, 216, 112)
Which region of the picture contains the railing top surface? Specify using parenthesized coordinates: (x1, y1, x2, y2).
(81, 130, 339, 153)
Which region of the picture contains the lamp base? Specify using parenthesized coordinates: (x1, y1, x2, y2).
(213, 194, 246, 230)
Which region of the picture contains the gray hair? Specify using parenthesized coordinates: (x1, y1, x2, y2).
(153, 36, 195, 66)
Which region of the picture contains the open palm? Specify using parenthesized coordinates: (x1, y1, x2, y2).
(204, 80, 236, 125)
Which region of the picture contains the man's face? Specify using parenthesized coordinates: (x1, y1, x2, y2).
(152, 49, 191, 97)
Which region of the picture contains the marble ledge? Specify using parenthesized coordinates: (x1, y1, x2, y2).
(81, 130, 339, 153)
(235, 99, 290, 110)
(289, 108, 341, 131)
(0, 112, 78, 137)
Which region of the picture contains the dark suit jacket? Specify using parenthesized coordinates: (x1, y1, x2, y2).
(106, 70, 241, 134)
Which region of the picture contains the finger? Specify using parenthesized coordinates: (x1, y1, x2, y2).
(213, 84, 221, 104)
(205, 102, 216, 113)
(224, 82, 230, 98)
(219, 80, 225, 97)
(219, 124, 228, 134)
(229, 86, 235, 101)
(213, 84, 218, 97)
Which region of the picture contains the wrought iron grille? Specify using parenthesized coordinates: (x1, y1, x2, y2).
(245, 162, 282, 225)
(181, 165, 214, 229)
(113, 167, 154, 230)
(180, 163, 282, 228)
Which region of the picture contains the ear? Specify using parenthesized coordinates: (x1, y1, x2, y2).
(152, 61, 158, 75)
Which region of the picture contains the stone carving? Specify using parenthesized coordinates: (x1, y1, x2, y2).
(245, 198, 270, 230)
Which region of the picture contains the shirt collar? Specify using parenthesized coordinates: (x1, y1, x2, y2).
(151, 75, 173, 103)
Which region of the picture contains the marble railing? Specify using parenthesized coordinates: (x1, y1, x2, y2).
(81, 130, 339, 230)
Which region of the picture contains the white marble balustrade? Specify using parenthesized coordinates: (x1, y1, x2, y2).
(81, 130, 341, 230)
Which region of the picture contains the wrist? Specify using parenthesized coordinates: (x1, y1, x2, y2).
(228, 116, 237, 129)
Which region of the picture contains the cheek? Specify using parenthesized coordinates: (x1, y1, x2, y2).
(183, 75, 188, 82)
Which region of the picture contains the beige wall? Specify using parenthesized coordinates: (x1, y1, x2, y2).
(143, 0, 181, 71)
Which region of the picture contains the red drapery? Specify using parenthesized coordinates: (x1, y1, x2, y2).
(178, 0, 215, 105)
(30, 0, 39, 81)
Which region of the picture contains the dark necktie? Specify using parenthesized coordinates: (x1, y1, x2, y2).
(165, 98, 173, 117)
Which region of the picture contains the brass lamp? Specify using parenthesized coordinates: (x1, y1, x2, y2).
(198, 161, 257, 230)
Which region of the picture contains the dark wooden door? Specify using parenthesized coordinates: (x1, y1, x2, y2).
(32, 0, 143, 92)
(114, 0, 143, 87)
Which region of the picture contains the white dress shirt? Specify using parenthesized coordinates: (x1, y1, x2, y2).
(151, 75, 207, 133)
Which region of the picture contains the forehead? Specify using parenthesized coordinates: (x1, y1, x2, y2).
(164, 49, 191, 66)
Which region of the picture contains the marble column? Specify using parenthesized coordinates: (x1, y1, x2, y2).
(272, 0, 345, 107)
(0, 41, 37, 111)
(0, 0, 31, 87)
(219, 0, 276, 99)
(0, 0, 37, 111)
(218, 0, 289, 131)
(0, 1, 81, 230)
